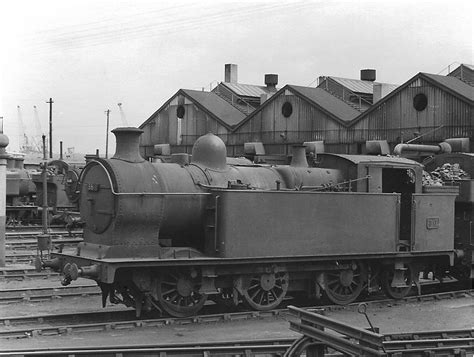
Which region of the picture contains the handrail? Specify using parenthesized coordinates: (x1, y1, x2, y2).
(84, 159, 211, 197)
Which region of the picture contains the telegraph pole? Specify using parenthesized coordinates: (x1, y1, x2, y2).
(46, 98, 54, 159)
(105, 109, 110, 158)
(41, 135, 49, 234)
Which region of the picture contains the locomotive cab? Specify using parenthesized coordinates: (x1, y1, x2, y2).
(316, 154, 426, 251)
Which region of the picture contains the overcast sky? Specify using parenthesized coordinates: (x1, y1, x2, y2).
(0, 0, 472, 155)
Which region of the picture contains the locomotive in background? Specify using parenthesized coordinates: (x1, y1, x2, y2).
(6, 154, 40, 225)
(39, 127, 473, 317)
(6, 154, 84, 226)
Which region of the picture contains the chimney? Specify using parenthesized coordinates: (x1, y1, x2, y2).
(14, 156, 25, 169)
(360, 69, 376, 82)
(264, 74, 278, 92)
(373, 83, 395, 103)
(6, 156, 15, 169)
(111, 127, 145, 163)
(224, 64, 238, 83)
(373, 83, 382, 104)
(290, 145, 308, 168)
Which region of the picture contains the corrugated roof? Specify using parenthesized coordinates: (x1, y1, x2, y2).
(220, 82, 277, 98)
(288, 85, 361, 122)
(182, 89, 246, 127)
(422, 73, 474, 101)
(329, 77, 399, 95)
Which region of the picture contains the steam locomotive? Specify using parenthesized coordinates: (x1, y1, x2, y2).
(39, 127, 472, 317)
(6, 155, 83, 226)
(6, 155, 39, 225)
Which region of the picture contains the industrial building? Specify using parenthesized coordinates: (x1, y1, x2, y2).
(138, 63, 473, 159)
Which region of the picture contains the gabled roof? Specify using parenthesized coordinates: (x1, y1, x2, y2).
(182, 89, 246, 127)
(288, 85, 362, 122)
(322, 76, 399, 95)
(139, 89, 246, 130)
(349, 72, 474, 126)
(419, 73, 473, 101)
(218, 82, 277, 98)
(449, 63, 474, 72)
(233, 84, 360, 131)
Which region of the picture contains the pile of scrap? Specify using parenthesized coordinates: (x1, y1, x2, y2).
(423, 163, 470, 186)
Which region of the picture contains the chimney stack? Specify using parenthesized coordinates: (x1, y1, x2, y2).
(224, 64, 238, 83)
(112, 127, 145, 163)
(264, 74, 278, 92)
(290, 145, 308, 168)
(360, 69, 376, 82)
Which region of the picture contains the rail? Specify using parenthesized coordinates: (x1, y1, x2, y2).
(286, 305, 474, 356)
(0, 338, 293, 356)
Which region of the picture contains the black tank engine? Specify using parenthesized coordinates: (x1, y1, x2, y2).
(40, 127, 470, 317)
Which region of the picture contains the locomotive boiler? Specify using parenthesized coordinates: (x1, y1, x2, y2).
(40, 127, 465, 317)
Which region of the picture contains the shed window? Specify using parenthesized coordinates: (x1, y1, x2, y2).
(413, 93, 428, 111)
(282, 102, 293, 118)
(177, 105, 185, 118)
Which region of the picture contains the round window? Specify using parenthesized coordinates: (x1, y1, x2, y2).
(282, 102, 293, 118)
(413, 93, 428, 111)
(177, 105, 185, 118)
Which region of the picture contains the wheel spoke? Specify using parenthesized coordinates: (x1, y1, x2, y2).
(250, 289, 260, 300)
(162, 288, 177, 296)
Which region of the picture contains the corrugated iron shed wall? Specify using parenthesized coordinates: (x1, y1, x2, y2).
(139, 95, 230, 157)
(350, 76, 473, 144)
(230, 89, 349, 155)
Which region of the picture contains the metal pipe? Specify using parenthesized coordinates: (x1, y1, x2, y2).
(393, 142, 451, 156)
(105, 110, 110, 159)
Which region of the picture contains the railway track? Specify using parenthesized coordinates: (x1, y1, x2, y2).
(5, 237, 83, 250)
(0, 268, 59, 281)
(0, 284, 100, 303)
(6, 229, 83, 238)
(4, 252, 36, 265)
(0, 338, 295, 356)
(0, 289, 471, 340)
(6, 224, 78, 231)
(288, 305, 474, 356)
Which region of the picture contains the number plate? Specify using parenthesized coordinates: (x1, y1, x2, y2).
(426, 217, 440, 229)
(87, 183, 100, 192)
